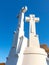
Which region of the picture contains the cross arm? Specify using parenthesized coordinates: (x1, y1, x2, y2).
(34, 17, 40, 22)
(25, 17, 30, 22)
(21, 6, 27, 13)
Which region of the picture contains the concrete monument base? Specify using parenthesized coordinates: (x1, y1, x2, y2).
(22, 47, 47, 65)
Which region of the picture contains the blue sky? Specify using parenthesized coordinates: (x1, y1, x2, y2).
(0, 0, 49, 63)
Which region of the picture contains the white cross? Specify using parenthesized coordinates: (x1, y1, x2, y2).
(25, 14, 40, 35)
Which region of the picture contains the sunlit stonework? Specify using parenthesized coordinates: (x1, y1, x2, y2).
(5, 6, 48, 65)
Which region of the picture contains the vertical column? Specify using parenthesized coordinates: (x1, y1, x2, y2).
(25, 14, 39, 47)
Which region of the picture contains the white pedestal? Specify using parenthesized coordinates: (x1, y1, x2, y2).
(22, 47, 47, 65)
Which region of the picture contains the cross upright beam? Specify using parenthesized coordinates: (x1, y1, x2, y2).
(25, 14, 39, 35)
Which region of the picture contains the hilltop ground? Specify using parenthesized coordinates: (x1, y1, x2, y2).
(0, 63, 5, 65)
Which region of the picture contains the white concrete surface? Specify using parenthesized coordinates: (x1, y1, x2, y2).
(5, 6, 28, 65)
(5, 6, 48, 65)
(21, 14, 47, 65)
